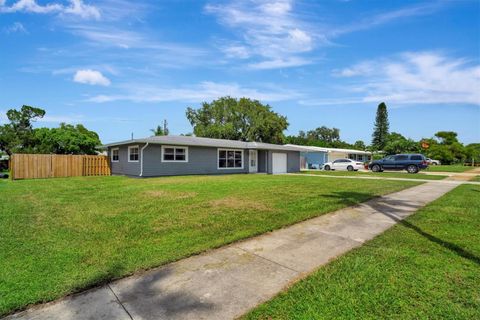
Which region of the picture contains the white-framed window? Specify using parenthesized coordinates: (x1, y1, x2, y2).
(218, 149, 243, 169)
(128, 145, 139, 162)
(161, 145, 188, 162)
(111, 148, 119, 162)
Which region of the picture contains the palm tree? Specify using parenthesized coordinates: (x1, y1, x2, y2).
(150, 125, 165, 136)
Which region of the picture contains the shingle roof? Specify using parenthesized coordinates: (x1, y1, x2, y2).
(102, 135, 308, 151)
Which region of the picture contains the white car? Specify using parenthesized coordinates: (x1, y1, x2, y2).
(426, 158, 441, 165)
(323, 158, 364, 171)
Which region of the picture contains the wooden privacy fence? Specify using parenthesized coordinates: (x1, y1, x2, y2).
(10, 154, 111, 180)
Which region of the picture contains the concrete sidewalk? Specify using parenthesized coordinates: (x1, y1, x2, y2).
(4, 181, 463, 320)
(296, 173, 480, 185)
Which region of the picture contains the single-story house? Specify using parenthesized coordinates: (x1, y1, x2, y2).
(102, 135, 306, 177)
(285, 144, 372, 170)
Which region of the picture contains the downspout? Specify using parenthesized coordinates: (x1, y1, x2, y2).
(139, 143, 149, 177)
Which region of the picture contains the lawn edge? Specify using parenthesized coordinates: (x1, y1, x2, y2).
(237, 182, 463, 320)
(1, 179, 422, 318)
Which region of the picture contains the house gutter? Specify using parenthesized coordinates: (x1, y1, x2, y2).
(139, 143, 149, 177)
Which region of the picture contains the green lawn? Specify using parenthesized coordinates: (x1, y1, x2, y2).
(470, 175, 480, 182)
(426, 165, 474, 173)
(300, 170, 447, 180)
(0, 175, 420, 316)
(243, 184, 480, 320)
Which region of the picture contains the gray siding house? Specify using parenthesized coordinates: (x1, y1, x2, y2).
(102, 136, 304, 177)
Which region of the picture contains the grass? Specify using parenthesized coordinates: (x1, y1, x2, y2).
(243, 184, 480, 320)
(470, 175, 480, 182)
(0, 174, 420, 316)
(300, 170, 447, 180)
(426, 165, 474, 173)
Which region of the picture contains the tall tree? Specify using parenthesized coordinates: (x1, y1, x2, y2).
(33, 123, 101, 155)
(151, 119, 169, 136)
(383, 132, 419, 155)
(353, 140, 366, 150)
(0, 105, 45, 155)
(186, 96, 288, 144)
(371, 102, 390, 150)
(306, 126, 340, 143)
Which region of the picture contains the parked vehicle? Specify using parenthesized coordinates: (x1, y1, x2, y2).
(426, 158, 441, 165)
(0, 172, 9, 179)
(323, 158, 364, 171)
(368, 154, 428, 173)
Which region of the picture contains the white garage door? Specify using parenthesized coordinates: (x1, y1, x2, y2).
(272, 153, 287, 174)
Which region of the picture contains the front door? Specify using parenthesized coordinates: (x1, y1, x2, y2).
(249, 150, 258, 173)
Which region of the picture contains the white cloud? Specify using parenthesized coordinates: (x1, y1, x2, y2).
(0, 0, 100, 19)
(248, 57, 311, 70)
(3, 21, 27, 33)
(73, 69, 111, 86)
(87, 81, 300, 103)
(310, 52, 480, 106)
(206, 0, 449, 70)
(62, 0, 100, 20)
(329, 2, 447, 37)
(205, 0, 316, 69)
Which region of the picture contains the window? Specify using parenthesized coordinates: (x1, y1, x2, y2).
(161, 146, 188, 162)
(128, 145, 139, 162)
(218, 149, 243, 169)
(111, 148, 119, 162)
(394, 155, 409, 161)
(410, 155, 423, 161)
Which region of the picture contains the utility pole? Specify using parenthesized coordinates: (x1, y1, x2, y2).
(163, 119, 168, 135)
(131, 132, 133, 140)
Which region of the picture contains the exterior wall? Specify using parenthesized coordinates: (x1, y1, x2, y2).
(142, 145, 249, 177)
(327, 151, 347, 162)
(302, 151, 328, 169)
(266, 150, 300, 174)
(109, 143, 143, 176)
(108, 144, 300, 177)
(327, 152, 371, 162)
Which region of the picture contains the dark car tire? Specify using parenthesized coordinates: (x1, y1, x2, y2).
(432, 162, 437, 165)
(324, 165, 331, 171)
(347, 165, 354, 171)
(407, 165, 419, 174)
(371, 164, 381, 172)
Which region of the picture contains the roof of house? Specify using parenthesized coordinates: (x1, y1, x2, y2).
(102, 135, 309, 152)
(285, 144, 372, 155)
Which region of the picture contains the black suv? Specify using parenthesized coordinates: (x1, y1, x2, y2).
(368, 154, 428, 173)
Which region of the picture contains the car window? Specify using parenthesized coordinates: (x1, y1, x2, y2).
(410, 155, 423, 160)
(394, 155, 409, 161)
(384, 156, 394, 161)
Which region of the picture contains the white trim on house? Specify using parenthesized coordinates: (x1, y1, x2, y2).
(161, 145, 189, 163)
(128, 145, 140, 162)
(111, 147, 119, 162)
(217, 148, 244, 170)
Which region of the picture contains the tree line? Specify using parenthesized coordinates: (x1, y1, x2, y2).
(0, 105, 100, 156)
(1, 99, 478, 165)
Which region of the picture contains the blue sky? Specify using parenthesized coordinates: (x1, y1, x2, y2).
(1, 0, 479, 144)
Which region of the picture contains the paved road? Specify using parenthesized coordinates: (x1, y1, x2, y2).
(3, 181, 468, 320)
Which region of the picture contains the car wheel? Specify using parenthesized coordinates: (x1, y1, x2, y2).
(324, 165, 331, 171)
(371, 164, 381, 172)
(407, 165, 419, 174)
(347, 165, 354, 171)
(432, 162, 437, 165)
